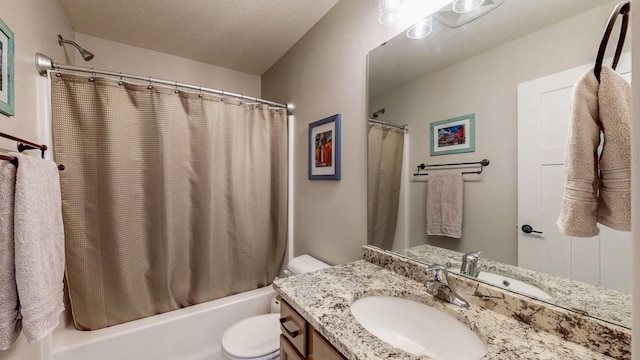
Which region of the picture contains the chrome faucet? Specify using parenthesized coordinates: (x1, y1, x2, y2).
(460, 251, 481, 277)
(425, 265, 469, 308)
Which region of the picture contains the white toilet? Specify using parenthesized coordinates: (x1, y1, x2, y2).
(221, 255, 330, 360)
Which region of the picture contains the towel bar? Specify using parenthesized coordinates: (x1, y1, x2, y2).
(413, 159, 489, 176)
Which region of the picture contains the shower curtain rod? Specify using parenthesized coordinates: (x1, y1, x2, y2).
(368, 118, 408, 131)
(34, 53, 293, 114)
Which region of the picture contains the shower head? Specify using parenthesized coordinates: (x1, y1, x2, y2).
(58, 35, 94, 61)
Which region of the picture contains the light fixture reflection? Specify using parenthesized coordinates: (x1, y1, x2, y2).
(406, 16, 433, 39)
(452, 0, 485, 14)
(378, 0, 402, 25)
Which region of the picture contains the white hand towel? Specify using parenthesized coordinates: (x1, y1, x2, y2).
(426, 171, 463, 238)
(0, 161, 20, 350)
(556, 67, 600, 237)
(596, 65, 631, 231)
(557, 65, 631, 237)
(11, 153, 65, 342)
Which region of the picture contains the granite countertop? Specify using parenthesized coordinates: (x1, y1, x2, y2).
(397, 245, 632, 328)
(273, 260, 614, 360)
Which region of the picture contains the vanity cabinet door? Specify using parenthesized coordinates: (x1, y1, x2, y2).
(311, 330, 346, 360)
(280, 335, 305, 360)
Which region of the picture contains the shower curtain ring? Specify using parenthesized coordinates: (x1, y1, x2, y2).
(118, 72, 123, 86)
(174, 81, 179, 94)
(198, 86, 203, 98)
(89, 69, 95, 82)
(147, 77, 153, 90)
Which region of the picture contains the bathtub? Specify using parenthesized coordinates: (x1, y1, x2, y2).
(50, 286, 276, 360)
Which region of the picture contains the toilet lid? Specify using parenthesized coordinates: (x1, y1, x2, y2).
(222, 313, 281, 358)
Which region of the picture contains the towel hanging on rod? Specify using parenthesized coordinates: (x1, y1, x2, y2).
(414, 159, 489, 176)
(594, 1, 630, 82)
(0, 153, 17, 166)
(0, 131, 47, 158)
(0, 132, 64, 170)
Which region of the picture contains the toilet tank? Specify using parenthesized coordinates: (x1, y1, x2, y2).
(287, 255, 330, 275)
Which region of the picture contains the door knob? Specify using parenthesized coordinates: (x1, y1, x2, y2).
(521, 225, 543, 234)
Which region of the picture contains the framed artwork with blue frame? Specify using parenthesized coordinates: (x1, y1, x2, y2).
(0, 17, 14, 116)
(430, 114, 475, 156)
(308, 114, 341, 180)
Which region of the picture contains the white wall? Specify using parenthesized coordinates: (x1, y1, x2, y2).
(261, 0, 428, 264)
(0, 0, 74, 155)
(369, 3, 623, 265)
(73, 34, 261, 98)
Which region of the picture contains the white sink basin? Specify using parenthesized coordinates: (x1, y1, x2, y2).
(448, 268, 553, 301)
(350, 296, 487, 359)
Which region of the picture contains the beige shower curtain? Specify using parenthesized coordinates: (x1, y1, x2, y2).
(367, 124, 404, 250)
(50, 74, 287, 330)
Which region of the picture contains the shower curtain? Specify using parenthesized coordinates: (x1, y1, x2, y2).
(50, 74, 287, 330)
(367, 123, 404, 250)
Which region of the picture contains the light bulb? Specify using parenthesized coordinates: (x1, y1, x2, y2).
(406, 16, 433, 39)
(452, 0, 485, 14)
(378, 0, 402, 25)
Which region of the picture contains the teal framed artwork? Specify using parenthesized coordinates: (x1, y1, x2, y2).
(430, 114, 475, 156)
(0, 17, 14, 116)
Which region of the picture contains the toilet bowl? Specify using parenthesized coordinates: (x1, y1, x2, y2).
(221, 255, 330, 359)
(221, 313, 282, 360)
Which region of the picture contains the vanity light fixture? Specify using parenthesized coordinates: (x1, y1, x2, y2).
(436, 0, 504, 28)
(378, 0, 403, 25)
(379, 0, 454, 26)
(452, 0, 485, 14)
(406, 16, 433, 39)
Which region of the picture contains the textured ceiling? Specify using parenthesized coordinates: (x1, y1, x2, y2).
(58, 0, 339, 75)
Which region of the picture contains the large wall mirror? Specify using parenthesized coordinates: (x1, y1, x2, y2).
(367, 0, 631, 329)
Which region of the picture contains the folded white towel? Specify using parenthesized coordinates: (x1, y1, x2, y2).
(426, 171, 463, 238)
(11, 153, 65, 342)
(0, 161, 20, 350)
(557, 66, 631, 236)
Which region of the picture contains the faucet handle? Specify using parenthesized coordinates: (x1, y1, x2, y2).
(426, 264, 448, 272)
(462, 250, 481, 259)
(426, 282, 469, 308)
(461, 251, 482, 277)
(426, 264, 449, 285)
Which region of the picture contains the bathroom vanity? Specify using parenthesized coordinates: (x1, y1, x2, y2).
(280, 300, 345, 360)
(274, 247, 629, 359)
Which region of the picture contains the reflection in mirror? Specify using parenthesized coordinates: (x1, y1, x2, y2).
(367, 118, 407, 250)
(367, 0, 632, 329)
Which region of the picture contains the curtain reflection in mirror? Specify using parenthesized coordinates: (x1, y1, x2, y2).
(368, 122, 406, 250)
